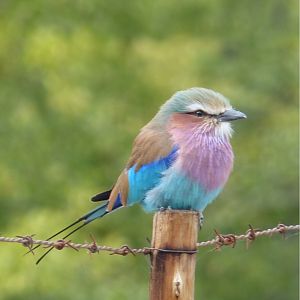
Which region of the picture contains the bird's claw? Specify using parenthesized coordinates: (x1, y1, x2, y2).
(199, 212, 204, 229)
(159, 206, 172, 211)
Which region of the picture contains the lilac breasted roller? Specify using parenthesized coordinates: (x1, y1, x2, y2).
(35, 87, 246, 264)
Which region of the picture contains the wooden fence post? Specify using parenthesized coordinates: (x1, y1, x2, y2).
(149, 210, 199, 300)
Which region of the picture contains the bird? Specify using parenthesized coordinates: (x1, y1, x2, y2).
(35, 87, 246, 264)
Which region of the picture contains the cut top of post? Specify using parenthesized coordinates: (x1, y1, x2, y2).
(152, 210, 200, 252)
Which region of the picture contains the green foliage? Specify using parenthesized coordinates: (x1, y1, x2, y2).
(0, 0, 298, 299)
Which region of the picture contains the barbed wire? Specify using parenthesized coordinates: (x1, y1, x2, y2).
(0, 224, 298, 256)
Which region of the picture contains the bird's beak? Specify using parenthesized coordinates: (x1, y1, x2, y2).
(217, 109, 247, 122)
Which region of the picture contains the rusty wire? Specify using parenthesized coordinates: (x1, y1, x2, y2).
(0, 224, 298, 256)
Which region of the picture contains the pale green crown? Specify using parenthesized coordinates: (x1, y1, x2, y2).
(151, 87, 232, 126)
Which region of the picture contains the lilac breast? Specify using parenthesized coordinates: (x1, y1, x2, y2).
(168, 114, 234, 191)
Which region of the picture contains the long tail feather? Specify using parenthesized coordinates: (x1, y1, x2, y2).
(28, 218, 84, 254)
(35, 203, 109, 264)
(35, 223, 88, 265)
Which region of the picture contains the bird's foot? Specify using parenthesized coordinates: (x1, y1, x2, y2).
(159, 206, 172, 212)
(199, 212, 204, 229)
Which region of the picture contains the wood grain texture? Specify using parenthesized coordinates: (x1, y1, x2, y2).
(149, 210, 199, 300)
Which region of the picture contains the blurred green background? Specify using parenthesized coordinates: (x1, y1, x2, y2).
(0, 0, 298, 299)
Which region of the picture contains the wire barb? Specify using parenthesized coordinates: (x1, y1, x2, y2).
(110, 245, 136, 256)
(276, 223, 287, 238)
(245, 224, 261, 248)
(87, 234, 99, 254)
(0, 223, 298, 258)
(214, 230, 236, 250)
(16, 235, 35, 255)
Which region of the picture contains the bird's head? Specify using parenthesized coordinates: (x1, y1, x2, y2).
(154, 87, 246, 139)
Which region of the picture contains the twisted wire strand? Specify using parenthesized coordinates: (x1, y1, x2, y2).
(0, 224, 299, 256)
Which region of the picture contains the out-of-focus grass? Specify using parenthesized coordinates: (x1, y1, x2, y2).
(0, 0, 298, 299)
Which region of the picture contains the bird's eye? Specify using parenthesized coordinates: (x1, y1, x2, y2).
(195, 110, 205, 117)
(186, 109, 208, 117)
